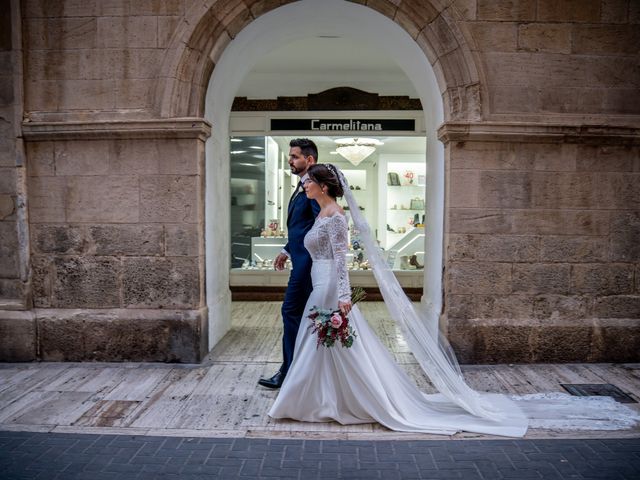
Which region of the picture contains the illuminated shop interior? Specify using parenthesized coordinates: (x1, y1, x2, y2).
(229, 135, 427, 281)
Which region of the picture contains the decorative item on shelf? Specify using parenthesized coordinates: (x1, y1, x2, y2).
(413, 213, 420, 225)
(334, 138, 384, 166)
(409, 254, 423, 269)
(264, 219, 283, 237)
(400, 255, 410, 270)
(387, 172, 401, 186)
(410, 198, 424, 210)
(403, 170, 415, 185)
(417, 174, 426, 186)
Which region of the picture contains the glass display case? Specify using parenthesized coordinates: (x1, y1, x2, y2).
(229, 136, 427, 279)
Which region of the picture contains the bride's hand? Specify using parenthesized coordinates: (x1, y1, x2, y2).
(339, 301, 352, 316)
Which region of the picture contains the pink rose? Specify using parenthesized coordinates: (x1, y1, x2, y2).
(330, 313, 343, 329)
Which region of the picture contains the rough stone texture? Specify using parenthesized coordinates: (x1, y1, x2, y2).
(66, 175, 139, 223)
(474, 294, 534, 319)
(593, 295, 640, 318)
(610, 211, 640, 262)
(88, 224, 164, 256)
(52, 256, 120, 308)
(30, 255, 52, 308)
(0, 195, 14, 220)
(0, 278, 26, 301)
(449, 208, 610, 236)
(0, 311, 36, 361)
(570, 264, 634, 295)
(512, 264, 571, 294)
(448, 317, 640, 363)
(110, 139, 199, 175)
(122, 256, 200, 309)
(31, 224, 84, 254)
(26, 176, 67, 222)
(518, 23, 571, 54)
(448, 234, 539, 262)
(0, 167, 17, 194)
(139, 175, 199, 223)
(476, 0, 536, 21)
(54, 140, 110, 176)
(0, 221, 19, 277)
(37, 308, 207, 362)
(165, 223, 200, 256)
(532, 295, 590, 320)
(447, 261, 512, 294)
(25, 141, 55, 176)
(539, 236, 608, 263)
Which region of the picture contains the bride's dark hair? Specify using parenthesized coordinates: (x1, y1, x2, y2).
(307, 163, 344, 198)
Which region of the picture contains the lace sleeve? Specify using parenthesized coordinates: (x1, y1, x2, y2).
(328, 215, 351, 303)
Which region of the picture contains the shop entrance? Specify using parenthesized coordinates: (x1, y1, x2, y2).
(228, 133, 427, 286)
(203, 0, 445, 350)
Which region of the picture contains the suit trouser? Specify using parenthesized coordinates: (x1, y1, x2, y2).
(280, 258, 313, 376)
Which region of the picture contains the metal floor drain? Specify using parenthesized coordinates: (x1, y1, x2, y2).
(560, 383, 637, 404)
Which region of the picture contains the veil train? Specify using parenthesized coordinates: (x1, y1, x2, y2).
(335, 167, 639, 433)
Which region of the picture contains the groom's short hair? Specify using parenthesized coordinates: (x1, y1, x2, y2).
(290, 138, 318, 162)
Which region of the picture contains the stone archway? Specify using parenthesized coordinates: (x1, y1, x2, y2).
(155, 0, 481, 121)
(155, 0, 484, 350)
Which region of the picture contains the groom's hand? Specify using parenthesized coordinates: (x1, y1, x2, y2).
(274, 253, 288, 271)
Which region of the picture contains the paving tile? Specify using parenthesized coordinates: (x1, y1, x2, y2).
(2, 432, 640, 480)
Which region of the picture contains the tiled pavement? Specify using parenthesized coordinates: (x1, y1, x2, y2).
(1, 431, 639, 480)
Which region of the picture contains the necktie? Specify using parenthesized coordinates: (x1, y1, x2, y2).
(289, 181, 302, 204)
(288, 181, 302, 216)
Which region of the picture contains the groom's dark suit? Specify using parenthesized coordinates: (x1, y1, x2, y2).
(281, 181, 320, 376)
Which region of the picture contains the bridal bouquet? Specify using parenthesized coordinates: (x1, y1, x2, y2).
(308, 287, 366, 349)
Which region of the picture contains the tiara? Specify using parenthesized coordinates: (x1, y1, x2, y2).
(325, 163, 339, 179)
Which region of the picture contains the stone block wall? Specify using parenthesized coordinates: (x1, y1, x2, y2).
(462, 0, 640, 118)
(27, 137, 203, 309)
(0, 0, 30, 322)
(20, 0, 187, 118)
(19, 131, 209, 362)
(445, 137, 640, 362)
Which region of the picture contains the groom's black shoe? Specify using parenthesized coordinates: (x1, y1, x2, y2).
(258, 371, 285, 389)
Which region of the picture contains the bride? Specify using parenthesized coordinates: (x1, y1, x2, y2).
(269, 163, 639, 436)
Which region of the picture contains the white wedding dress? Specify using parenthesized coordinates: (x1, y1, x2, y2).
(270, 214, 531, 436)
(269, 173, 639, 437)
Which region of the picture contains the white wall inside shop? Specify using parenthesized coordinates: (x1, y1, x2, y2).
(204, 0, 445, 350)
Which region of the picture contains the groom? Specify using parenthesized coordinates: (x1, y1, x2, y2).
(258, 138, 321, 389)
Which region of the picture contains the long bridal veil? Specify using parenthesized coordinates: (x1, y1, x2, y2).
(335, 167, 639, 434)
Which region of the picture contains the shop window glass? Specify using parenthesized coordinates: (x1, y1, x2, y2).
(229, 135, 426, 273)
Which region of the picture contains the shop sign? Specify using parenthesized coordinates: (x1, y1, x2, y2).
(270, 118, 415, 132)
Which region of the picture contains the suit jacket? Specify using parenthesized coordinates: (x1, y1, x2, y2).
(285, 183, 320, 262)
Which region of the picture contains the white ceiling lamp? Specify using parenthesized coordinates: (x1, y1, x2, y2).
(334, 138, 383, 166)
